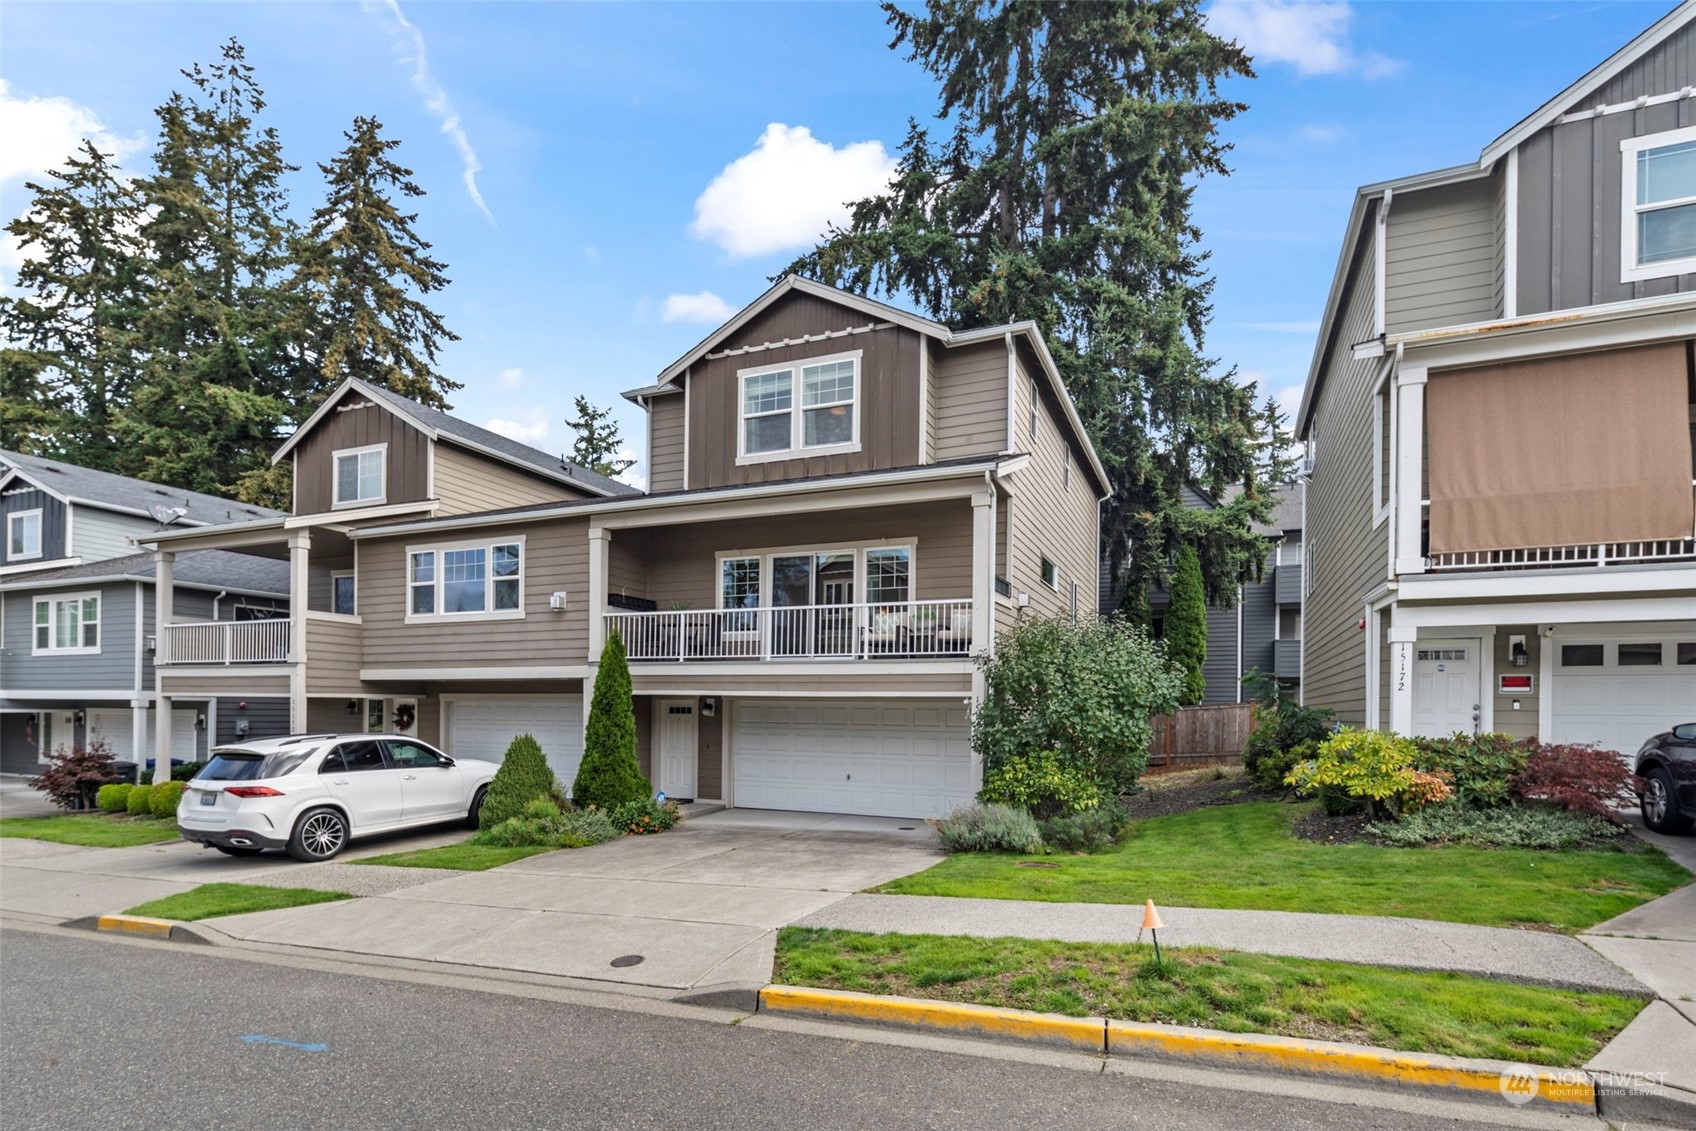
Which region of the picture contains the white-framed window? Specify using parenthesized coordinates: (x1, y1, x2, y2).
(405, 537, 524, 620)
(1028, 376, 1039, 442)
(7, 509, 43, 561)
(1040, 555, 1059, 590)
(331, 570, 356, 616)
(1063, 448, 1072, 491)
(33, 591, 100, 654)
(1621, 125, 1696, 283)
(1371, 370, 1392, 527)
(333, 443, 387, 507)
(735, 350, 861, 464)
(715, 542, 918, 614)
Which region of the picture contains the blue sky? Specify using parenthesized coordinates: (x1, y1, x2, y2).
(0, 0, 1674, 486)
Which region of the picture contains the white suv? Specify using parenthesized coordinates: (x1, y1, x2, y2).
(177, 734, 500, 862)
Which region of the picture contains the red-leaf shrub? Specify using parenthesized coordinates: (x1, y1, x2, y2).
(29, 739, 119, 810)
(1511, 743, 1640, 822)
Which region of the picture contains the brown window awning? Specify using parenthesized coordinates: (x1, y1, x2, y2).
(1426, 341, 1694, 554)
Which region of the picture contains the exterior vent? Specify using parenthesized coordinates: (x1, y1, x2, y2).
(549, 592, 569, 611)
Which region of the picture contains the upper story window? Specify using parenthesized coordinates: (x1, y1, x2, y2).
(333, 444, 387, 508)
(1621, 126, 1696, 283)
(33, 592, 99, 654)
(1040, 555, 1059, 590)
(407, 537, 523, 620)
(8, 509, 43, 561)
(736, 351, 861, 465)
(332, 570, 356, 616)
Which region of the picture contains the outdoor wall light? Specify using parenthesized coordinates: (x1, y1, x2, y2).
(73, 710, 85, 728)
(1509, 635, 1529, 668)
(345, 698, 360, 716)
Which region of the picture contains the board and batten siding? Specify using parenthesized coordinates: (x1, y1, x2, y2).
(432, 443, 590, 516)
(293, 398, 431, 516)
(1304, 221, 1389, 727)
(357, 517, 591, 671)
(1383, 178, 1499, 335)
(685, 295, 923, 488)
(646, 394, 686, 492)
(1516, 22, 1696, 315)
(930, 340, 1008, 462)
(0, 487, 66, 566)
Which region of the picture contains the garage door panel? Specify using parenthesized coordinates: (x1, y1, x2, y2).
(1550, 638, 1696, 755)
(448, 699, 583, 788)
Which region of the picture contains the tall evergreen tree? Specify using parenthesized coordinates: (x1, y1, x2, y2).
(1165, 544, 1208, 705)
(0, 142, 146, 468)
(564, 395, 636, 476)
(789, 0, 1292, 605)
(290, 116, 461, 407)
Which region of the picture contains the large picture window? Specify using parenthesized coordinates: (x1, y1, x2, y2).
(736, 351, 861, 463)
(33, 592, 99, 654)
(333, 444, 387, 507)
(406, 538, 524, 619)
(1622, 126, 1696, 282)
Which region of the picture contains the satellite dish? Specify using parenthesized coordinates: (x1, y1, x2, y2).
(150, 505, 188, 528)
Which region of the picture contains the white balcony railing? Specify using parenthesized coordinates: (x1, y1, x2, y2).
(606, 599, 974, 662)
(157, 619, 292, 665)
(1425, 539, 1696, 573)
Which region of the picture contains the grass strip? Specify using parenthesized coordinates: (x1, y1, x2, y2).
(348, 843, 557, 871)
(124, 882, 350, 921)
(775, 927, 1646, 1068)
(0, 814, 181, 848)
(879, 802, 1689, 933)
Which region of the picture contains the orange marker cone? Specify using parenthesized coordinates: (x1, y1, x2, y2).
(1138, 899, 1166, 965)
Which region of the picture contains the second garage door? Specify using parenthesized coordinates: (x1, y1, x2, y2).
(1549, 636, 1696, 755)
(732, 700, 973, 819)
(447, 698, 584, 788)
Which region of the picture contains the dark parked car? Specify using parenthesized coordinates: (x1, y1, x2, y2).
(1636, 724, 1696, 835)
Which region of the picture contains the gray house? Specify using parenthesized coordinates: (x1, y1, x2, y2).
(0, 452, 284, 775)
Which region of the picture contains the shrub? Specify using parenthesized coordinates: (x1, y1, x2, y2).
(470, 803, 623, 849)
(150, 780, 188, 820)
(478, 734, 559, 830)
(1165, 545, 1208, 705)
(1512, 743, 1640, 822)
(572, 631, 650, 810)
(126, 783, 154, 816)
(935, 803, 1044, 854)
(172, 761, 207, 783)
(610, 797, 681, 835)
(1038, 802, 1130, 853)
(975, 615, 1181, 796)
(28, 740, 119, 809)
(1365, 803, 1627, 850)
(97, 783, 134, 813)
(979, 750, 1103, 818)
(1244, 712, 1336, 793)
(1285, 729, 1451, 819)
(1411, 733, 1531, 809)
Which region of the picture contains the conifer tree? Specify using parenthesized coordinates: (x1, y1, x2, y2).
(1165, 545, 1209, 706)
(572, 632, 649, 809)
(564, 395, 636, 476)
(290, 116, 461, 407)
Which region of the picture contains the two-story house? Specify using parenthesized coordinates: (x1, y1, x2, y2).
(0, 451, 283, 773)
(143, 277, 1110, 818)
(1298, 3, 1696, 754)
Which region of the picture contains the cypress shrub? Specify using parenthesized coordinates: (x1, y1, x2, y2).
(572, 631, 649, 810)
(478, 734, 558, 830)
(1165, 544, 1208, 705)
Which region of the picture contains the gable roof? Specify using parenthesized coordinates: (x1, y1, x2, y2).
(0, 548, 289, 596)
(0, 450, 281, 527)
(270, 378, 639, 498)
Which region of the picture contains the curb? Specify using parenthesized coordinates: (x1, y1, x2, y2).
(758, 986, 1595, 1113)
(85, 914, 215, 946)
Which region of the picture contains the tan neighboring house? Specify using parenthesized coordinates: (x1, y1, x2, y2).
(144, 277, 1109, 818)
(1298, 3, 1696, 754)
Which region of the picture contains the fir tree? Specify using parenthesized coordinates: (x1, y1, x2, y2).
(572, 632, 649, 809)
(1165, 545, 1208, 706)
(290, 116, 461, 407)
(478, 734, 559, 830)
(564, 395, 636, 476)
(789, 0, 1293, 605)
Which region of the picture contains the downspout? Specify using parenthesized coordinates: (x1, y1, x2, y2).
(211, 591, 228, 621)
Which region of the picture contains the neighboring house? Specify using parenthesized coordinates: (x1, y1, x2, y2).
(0, 451, 283, 774)
(1297, 3, 1696, 754)
(143, 277, 1110, 817)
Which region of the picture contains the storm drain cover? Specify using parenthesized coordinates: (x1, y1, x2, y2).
(897, 827, 916, 831)
(610, 954, 645, 968)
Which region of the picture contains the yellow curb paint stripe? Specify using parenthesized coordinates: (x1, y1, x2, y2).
(760, 986, 1105, 1052)
(96, 915, 175, 939)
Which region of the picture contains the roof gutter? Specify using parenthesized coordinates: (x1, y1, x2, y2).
(0, 573, 287, 598)
(1384, 289, 1696, 350)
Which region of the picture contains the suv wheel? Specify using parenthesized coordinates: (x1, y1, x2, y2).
(465, 785, 488, 830)
(1641, 767, 1694, 835)
(288, 807, 350, 861)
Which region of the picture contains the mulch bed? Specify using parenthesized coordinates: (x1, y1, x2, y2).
(1289, 808, 1372, 845)
(1124, 767, 1274, 821)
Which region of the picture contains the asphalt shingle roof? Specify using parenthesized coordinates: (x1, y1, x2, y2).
(2, 549, 289, 594)
(0, 450, 282, 527)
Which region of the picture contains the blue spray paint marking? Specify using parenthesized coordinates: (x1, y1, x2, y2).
(241, 1034, 329, 1052)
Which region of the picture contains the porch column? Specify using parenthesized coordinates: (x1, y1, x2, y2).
(151, 696, 173, 784)
(288, 530, 310, 734)
(1387, 624, 1416, 735)
(130, 704, 148, 786)
(152, 549, 175, 783)
(970, 490, 994, 666)
(1394, 365, 1427, 576)
(588, 527, 609, 656)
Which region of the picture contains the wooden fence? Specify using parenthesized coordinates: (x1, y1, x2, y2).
(1147, 703, 1257, 767)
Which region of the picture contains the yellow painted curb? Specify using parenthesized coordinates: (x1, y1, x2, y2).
(96, 915, 175, 939)
(759, 986, 1105, 1052)
(1109, 1020, 1595, 1109)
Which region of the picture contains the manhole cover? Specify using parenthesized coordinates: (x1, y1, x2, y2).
(610, 954, 645, 968)
(897, 826, 916, 831)
(1015, 861, 1060, 869)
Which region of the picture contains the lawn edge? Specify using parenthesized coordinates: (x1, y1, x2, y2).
(758, 984, 1598, 1114)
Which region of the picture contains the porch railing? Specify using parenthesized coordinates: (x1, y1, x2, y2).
(606, 599, 974, 662)
(1425, 539, 1696, 573)
(157, 619, 292, 665)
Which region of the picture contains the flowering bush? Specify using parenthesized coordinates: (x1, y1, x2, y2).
(610, 797, 682, 835)
(979, 749, 1103, 818)
(1511, 743, 1640, 822)
(1285, 728, 1450, 818)
(1411, 733, 1532, 809)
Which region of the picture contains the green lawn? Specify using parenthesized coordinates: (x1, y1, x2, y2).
(349, 843, 557, 871)
(776, 927, 1645, 1068)
(0, 814, 180, 848)
(880, 802, 1690, 933)
(124, 882, 350, 921)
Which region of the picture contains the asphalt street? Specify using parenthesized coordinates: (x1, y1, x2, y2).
(0, 926, 1559, 1131)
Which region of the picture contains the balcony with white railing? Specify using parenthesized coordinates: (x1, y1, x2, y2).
(156, 619, 292, 665)
(605, 599, 975, 663)
(1424, 539, 1696, 573)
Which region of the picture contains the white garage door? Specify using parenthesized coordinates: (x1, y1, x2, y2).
(1549, 636, 1696, 755)
(86, 709, 197, 763)
(732, 700, 973, 819)
(447, 698, 584, 788)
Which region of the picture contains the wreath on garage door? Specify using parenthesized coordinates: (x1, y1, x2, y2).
(391, 702, 416, 732)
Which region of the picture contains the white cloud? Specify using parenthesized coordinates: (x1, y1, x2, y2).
(661, 291, 737, 324)
(497, 367, 524, 388)
(369, 0, 493, 222)
(484, 408, 551, 446)
(1295, 123, 1344, 144)
(690, 123, 897, 258)
(615, 446, 646, 493)
(1207, 2, 1400, 78)
(1269, 384, 1308, 415)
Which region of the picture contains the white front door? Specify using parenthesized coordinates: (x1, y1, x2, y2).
(1411, 639, 1480, 738)
(656, 700, 698, 800)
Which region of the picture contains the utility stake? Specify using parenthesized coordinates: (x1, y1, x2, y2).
(1137, 899, 1166, 965)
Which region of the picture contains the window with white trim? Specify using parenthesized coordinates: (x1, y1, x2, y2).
(736, 352, 860, 463)
(332, 570, 356, 616)
(406, 539, 523, 619)
(1621, 126, 1696, 282)
(1040, 555, 1059, 590)
(333, 444, 387, 507)
(8, 509, 43, 560)
(33, 592, 99, 654)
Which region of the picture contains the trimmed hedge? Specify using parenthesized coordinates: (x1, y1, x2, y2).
(150, 780, 188, 820)
(97, 783, 135, 813)
(126, 784, 154, 817)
